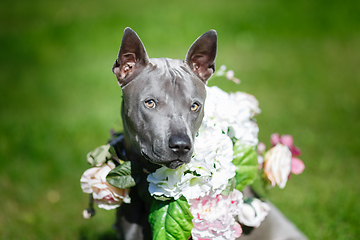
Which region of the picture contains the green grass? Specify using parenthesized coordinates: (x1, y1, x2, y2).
(1, 0, 360, 239)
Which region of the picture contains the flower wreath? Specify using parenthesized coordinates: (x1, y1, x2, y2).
(80, 66, 305, 240)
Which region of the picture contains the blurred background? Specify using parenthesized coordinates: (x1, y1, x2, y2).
(1, 0, 359, 239)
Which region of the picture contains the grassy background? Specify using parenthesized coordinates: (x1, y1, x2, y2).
(1, 0, 359, 239)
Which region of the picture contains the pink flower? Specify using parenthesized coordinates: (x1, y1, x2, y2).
(257, 142, 266, 154)
(189, 190, 244, 240)
(224, 70, 240, 84)
(270, 133, 301, 156)
(270, 133, 304, 175)
(256, 142, 266, 168)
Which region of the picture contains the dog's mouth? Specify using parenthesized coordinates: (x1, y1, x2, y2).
(141, 151, 186, 169)
(165, 160, 184, 169)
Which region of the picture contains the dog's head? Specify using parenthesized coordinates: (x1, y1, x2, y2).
(112, 28, 217, 169)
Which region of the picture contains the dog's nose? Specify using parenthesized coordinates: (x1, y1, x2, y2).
(169, 134, 191, 156)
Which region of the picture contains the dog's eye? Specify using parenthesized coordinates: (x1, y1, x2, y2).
(190, 103, 199, 112)
(145, 99, 156, 108)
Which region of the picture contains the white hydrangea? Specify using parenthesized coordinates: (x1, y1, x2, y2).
(203, 86, 260, 147)
(190, 127, 236, 198)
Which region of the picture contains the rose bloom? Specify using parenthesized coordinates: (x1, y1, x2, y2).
(80, 161, 130, 210)
(270, 133, 305, 175)
(263, 144, 292, 189)
(189, 189, 243, 240)
(237, 198, 270, 228)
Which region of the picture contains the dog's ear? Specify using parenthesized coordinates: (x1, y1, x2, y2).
(112, 27, 150, 87)
(185, 30, 217, 83)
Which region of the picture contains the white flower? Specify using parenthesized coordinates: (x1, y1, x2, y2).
(238, 198, 270, 228)
(226, 70, 235, 80)
(215, 65, 227, 77)
(229, 91, 261, 118)
(257, 142, 266, 154)
(190, 189, 244, 240)
(257, 142, 266, 166)
(227, 121, 259, 146)
(147, 164, 199, 200)
(189, 128, 236, 198)
(263, 144, 292, 188)
(80, 161, 131, 210)
(203, 86, 260, 147)
(220, 65, 227, 71)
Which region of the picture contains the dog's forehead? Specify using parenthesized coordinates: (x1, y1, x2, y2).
(125, 58, 206, 101)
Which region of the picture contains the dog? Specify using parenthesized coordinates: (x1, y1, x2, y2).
(111, 27, 216, 240)
(110, 28, 307, 240)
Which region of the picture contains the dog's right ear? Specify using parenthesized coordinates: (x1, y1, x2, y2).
(112, 27, 149, 87)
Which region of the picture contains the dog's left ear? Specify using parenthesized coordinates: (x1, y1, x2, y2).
(112, 27, 150, 87)
(185, 30, 217, 83)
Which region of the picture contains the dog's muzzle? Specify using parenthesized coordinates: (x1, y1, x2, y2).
(165, 133, 192, 169)
(142, 133, 193, 169)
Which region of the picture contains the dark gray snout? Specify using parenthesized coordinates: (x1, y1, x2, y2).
(163, 133, 192, 169)
(169, 133, 191, 156)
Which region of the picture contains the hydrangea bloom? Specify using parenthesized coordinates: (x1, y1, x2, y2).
(203, 86, 260, 147)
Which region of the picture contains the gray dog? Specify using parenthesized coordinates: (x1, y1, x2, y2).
(111, 28, 307, 240)
(111, 27, 216, 240)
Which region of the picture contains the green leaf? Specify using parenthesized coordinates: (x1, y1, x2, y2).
(232, 143, 259, 191)
(249, 169, 270, 198)
(149, 197, 193, 240)
(106, 161, 141, 189)
(221, 177, 236, 196)
(86, 144, 112, 167)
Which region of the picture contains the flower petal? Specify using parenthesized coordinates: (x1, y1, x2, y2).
(257, 142, 266, 154)
(291, 146, 302, 156)
(279, 134, 294, 147)
(270, 133, 280, 146)
(80, 162, 130, 209)
(226, 70, 234, 80)
(291, 157, 305, 175)
(264, 144, 292, 188)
